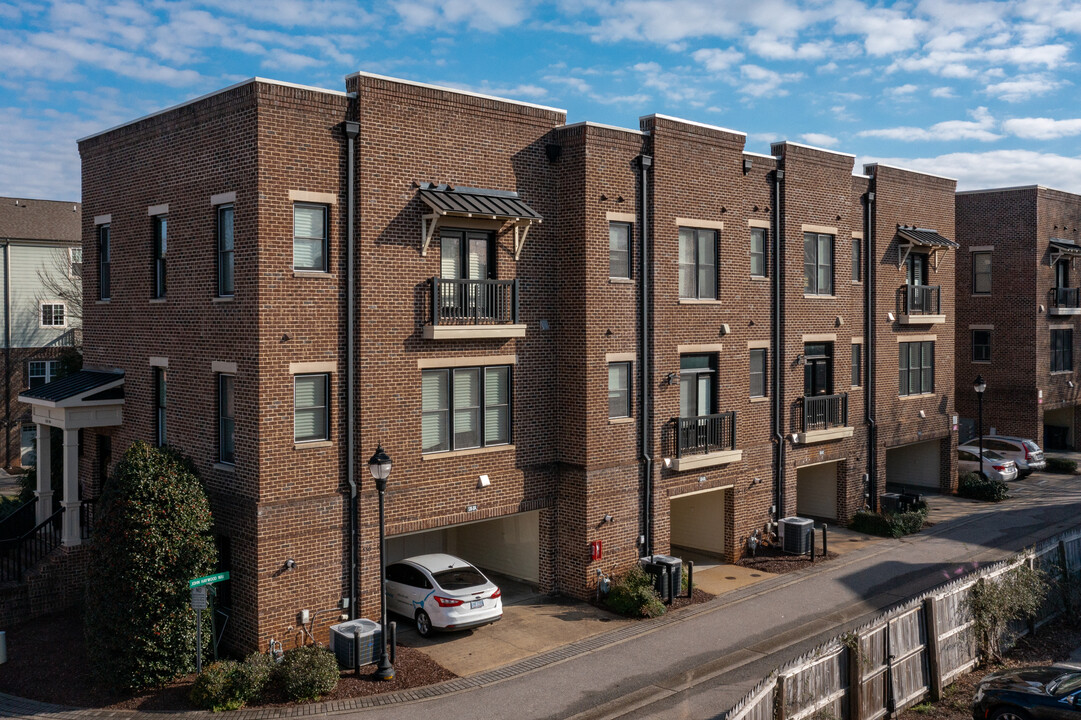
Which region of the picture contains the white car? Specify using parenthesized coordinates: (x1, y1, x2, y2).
(957, 447, 1019, 482)
(384, 554, 503, 638)
(961, 436, 1046, 476)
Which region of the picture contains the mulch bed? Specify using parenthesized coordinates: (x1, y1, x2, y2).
(668, 586, 714, 611)
(737, 543, 839, 574)
(0, 608, 455, 711)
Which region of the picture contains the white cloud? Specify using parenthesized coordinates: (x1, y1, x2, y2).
(390, 0, 529, 31)
(440, 80, 549, 99)
(801, 132, 840, 147)
(858, 106, 1001, 142)
(985, 73, 1065, 102)
(885, 84, 919, 97)
(692, 47, 744, 72)
(830, 0, 927, 56)
(930, 86, 956, 98)
(1003, 117, 1081, 140)
(857, 149, 1081, 193)
(633, 61, 708, 103)
(738, 64, 803, 97)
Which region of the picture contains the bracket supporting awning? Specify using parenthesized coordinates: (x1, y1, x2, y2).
(1049, 239, 1081, 266)
(416, 183, 543, 259)
(896, 226, 958, 271)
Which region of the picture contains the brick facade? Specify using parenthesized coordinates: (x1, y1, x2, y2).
(75, 73, 959, 653)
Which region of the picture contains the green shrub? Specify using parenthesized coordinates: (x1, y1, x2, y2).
(190, 661, 246, 712)
(849, 507, 927, 538)
(957, 472, 1009, 502)
(604, 565, 666, 618)
(968, 564, 1048, 663)
(84, 442, 218, 692)
(1045, 457, 1078, 474)
(276, 645, 340, 701)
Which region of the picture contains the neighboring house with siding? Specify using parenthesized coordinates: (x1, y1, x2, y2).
(0, 197, 82, 469)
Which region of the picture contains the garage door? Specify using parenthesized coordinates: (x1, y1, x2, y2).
(1044, 406, 1075, 450)
(670, 487, 727, 556)
(387, 511, 539, 585)
(796, 462, 838, 520)
(886, 440, 941, 489)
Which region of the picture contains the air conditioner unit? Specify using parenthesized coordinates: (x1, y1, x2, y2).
(778, 517, 814, 555)
(328, 618, 381, 669)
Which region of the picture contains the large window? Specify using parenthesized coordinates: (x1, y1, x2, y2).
(608, 362, 631, 418)
(804, 343, 833, 396)
(218, 205, 234, 297)
(1052, 329, 1073, 372)
(804, 232, 834, 295)
(680, 355, 715, 417)
(27, 360, 58, 388)
(294, 374, 329, 443)
(69, 247, 82, 278)
(899, 341, 934, 396)
(749, 349, 766, 398)
(972, 252, 992, 295)
(678, 227, 717, 299)
(293, 204, 327, 272)
(155, 368, 167, 446)
(98, 224, 110, 301)
(852, 343, 862, 387)
(610, 222, 632, 279)
(421, 366, 511, 453)
(750, 227, 767, 278)
(153, 215, 167, 298)
(40, 303, 65, 327)
(852, 237, 861, 282)
(219, 374, 235, 464)
(972, 330, 991, 362)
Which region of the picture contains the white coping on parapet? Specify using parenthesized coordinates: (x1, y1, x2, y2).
(773, 140, 856, 159)
(864, 162, 957, 182)
(852, 174, 871, 180)
(558, 121, 645, 136)
(640, 113, 747, 138)
(742, 151, 777, 160)
(348, 71, 566, 114)
(78, 77, 347, 143)
(955, 185, 1066, 195)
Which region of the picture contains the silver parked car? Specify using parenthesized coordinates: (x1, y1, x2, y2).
(960, 436, 1045, 476)
(958, 447, 1019, 483)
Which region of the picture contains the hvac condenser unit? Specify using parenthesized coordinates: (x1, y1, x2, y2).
(778, 517, 814, 555)
(328, 618, 381, 669)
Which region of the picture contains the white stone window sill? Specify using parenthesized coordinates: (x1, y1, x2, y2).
(293, 271, 335, 278)
(609, 277, 634, 284)
(212, 296, 235, 303)
(149, 298, 167, 304)
(295, 440, 333, 449)
(803, 294, 836, 299)
(609, 416, 634, 424)
(422, 444, 514, 461)
(213, 462, 235, 472)
(95, 300, 111, 305)
(898, 392, 935, 400)
(679, 298, 722, 305)
(749, 396, 769, 403)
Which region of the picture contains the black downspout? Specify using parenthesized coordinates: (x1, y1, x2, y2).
(343, 120, 360, 618)
(639, 154, 653, 556)
(865, 182, 878, 512)
(772, 168, 785, 522)
(3, 243, 9, 470)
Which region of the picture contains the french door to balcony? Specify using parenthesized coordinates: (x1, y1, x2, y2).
(441, 230, 494, 319)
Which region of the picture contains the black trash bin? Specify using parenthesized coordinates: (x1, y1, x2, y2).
(651, 554, 683, 600)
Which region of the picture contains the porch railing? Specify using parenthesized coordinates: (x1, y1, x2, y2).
(0, 497, 37, 543)
(0, 507, 63, 583)
(903, 284, 941, 314)
(430, 278, 519, 326)
(675, 411, 737, 458)
(80, 499, 96, 540)
(1049, 287, 1081, 309)
(801, 393, 849, 433)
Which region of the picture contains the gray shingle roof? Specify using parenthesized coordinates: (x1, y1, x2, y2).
(20, 370, 123, 403)
(0, 197, 81, 243)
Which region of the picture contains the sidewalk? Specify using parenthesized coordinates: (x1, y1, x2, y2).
(1, 471, 1078, 720)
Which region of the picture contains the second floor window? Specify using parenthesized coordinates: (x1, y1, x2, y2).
(680, 354, 715, 417)
(294, 204, 327, 272)
(972, 330, 991, 362)
(155, 368, 167, 446)
(610, 222, 631, 279)
(40, 303, 65, 327)
(98, 224, 111, 300)
(218, 205, 234, 296)
(852, 343, 862, 387)
(750, 227, 767, 278)
(852, 237, 861, 282)
(421, 365, 511, 453)
(804, 232, 834, 295)
(679, 227, 717, 299)
(609, 362, 631, 418)
(804, 343, 833, 396)
(219, 374, 235, 464)
(294, 373, 329, 443)
(899, 341, 934, 396)
(749, 349, 766, 398)
(1052, 329, 1073, 372)
(28, 360, 58, 388)
(153, 216, 167, 298)
(972, 252, 992, 294)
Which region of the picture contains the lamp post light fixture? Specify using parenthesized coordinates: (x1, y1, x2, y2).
(367, 444, 395, 681)
(973, 375, 987, 479)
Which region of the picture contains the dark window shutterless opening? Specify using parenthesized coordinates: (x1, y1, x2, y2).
(153, 216, 167, 298)
(804, 343, 833, 396)
(98, 224, 110, 301)
(218, 205, 234, 296)
(852, 343, 862, 387)
(972, 330, 991, 362)
(154, 367, 167, 446)
(1052, 329, 1073, 372)
(219, 374, 235, 464)
(972, 252, 992, 295)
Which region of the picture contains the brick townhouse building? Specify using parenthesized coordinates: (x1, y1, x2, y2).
(955, 186, 1081, 449)
(16, 72, 958, 652)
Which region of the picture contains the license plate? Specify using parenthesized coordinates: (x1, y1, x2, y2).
(470, 600, 483, 609)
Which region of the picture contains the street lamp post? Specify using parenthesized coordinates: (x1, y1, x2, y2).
(368, 444, 395, 681)
(973, 375, 987, 478)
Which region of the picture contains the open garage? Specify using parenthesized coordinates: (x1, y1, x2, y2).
(796, 461, 839, 520)
(886, 440, 942, 490)
(669, 486, 729, 558)
(386, 510, 540, 585)
(1044, 406, 1076, 450)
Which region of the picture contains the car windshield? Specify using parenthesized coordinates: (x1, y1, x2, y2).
(1023, 440, 1041, 451)
(432, 567, 488, 590)
(1049, 672, 1081, 697)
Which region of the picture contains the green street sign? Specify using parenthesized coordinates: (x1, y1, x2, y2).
(189, 571, 230, 588)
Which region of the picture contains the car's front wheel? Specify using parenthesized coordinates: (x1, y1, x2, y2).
(989, 706, 1031, 720)
(415, 609, 434, 638)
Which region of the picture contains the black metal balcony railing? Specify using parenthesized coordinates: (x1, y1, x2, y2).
(903, 284, 941, 315)
(801, 393, 849, 433)
(0, 507, 63, 583)
(430, 278, 519, 326)
(1049, 287, 1081, 309)
(675, 411, 736, 458)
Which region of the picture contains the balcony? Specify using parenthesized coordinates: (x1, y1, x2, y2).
(423, 278, 527, 340)
(796, 393, 853, 444)
(899, 284, 945, 324)
(671, 411, 741, 471)
(1048, 287, 1081, 315)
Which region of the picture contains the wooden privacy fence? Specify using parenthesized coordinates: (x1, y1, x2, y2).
(726, 527, 1081, 720)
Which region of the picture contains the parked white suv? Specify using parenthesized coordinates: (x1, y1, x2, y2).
(960, 436, 1046, 477)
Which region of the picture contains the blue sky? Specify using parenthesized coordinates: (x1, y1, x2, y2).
(3, 0, 1081, 201)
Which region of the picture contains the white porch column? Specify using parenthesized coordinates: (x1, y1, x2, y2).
(60, 427, 81, 546)
(35, 424, 52, 524)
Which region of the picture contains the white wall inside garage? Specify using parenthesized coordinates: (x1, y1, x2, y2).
(670, 488, 726, 555)
(796, 462, 838, 519)
(886, 440, 941, 489)
(387, 511, 539, 585)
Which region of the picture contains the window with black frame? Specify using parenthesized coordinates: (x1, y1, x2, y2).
(678, 227, 717, 299)
(440, 229, 496, 321)
(219, 374, 235, 464)
(155, 368, 167, 446)
(804, 232, 834, 295)
(610, 222, 632, 279)
(218, 205, 234, 297)
(899, 341, 934, 395)
(972, 330, 991, 362)
(679, 355, 715, 417)
(750, 227, 767, 278)
(421, 365, 511, 453)
(153, 216, 167, 298)
(852, 343, 862, 387)
(803, 343, 833, 396)
(972, 252, 992, 295)
(749, 349, 767, 397)
(1052, 329, 1073, 372)
(608, 362, 631, 418)
(98, 224, 110, 300)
